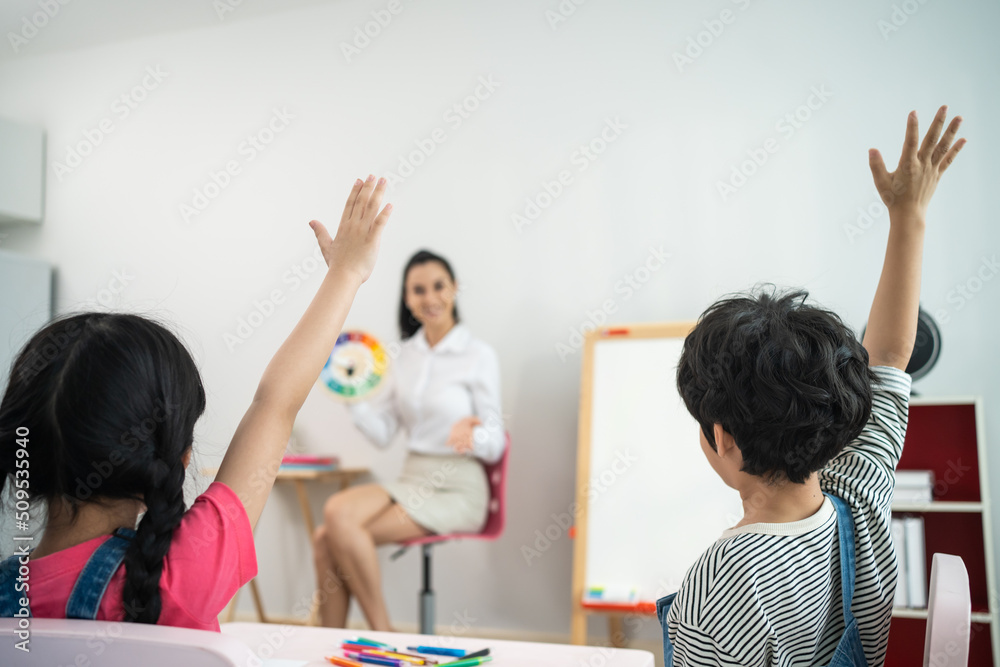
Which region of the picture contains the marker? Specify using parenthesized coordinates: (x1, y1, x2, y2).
(437, 657, 492, 667)
(345, 651, 403, 666)
(364, 649, 434, 665)
(344, 642, 391, 653)
(356, 638, 397, 649)
(327, 657, 364, 667)
(407, 647, 467, 658)
(461, 649, 490, 659)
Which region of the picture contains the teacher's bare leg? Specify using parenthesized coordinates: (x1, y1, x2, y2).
(312, 525, 351, 627)
(321, 484, 428, 630)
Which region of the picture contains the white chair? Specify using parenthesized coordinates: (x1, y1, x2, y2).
(0, 618, 259, 667)
(923, 553, 971, 667)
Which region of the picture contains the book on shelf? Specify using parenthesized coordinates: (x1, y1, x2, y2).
(891, 518, 909, 608)
(280, 454, 339, 470)
(889, 515, 927, 610)
(904, 516, 927, 608)
(893, 469, 934, 504)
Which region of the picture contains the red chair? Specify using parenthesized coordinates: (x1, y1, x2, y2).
(391, 434, 510, 634)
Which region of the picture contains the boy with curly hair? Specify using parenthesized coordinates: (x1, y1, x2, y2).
(661, 107, 966, 666)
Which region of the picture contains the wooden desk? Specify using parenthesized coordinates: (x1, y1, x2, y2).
(274, 467, 368, 536)
(214, 467, 369, 624)
(221, 622, 656, 666)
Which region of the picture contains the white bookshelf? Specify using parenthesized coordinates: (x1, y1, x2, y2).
(886, 396, 997, 666)
(892, 607, 992, 624)
(891, 501, 983, 513)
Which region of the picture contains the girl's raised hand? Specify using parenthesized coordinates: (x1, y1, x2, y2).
(218, 175, 393, 529)
(311, 175, 393, 283)
(868, 106, 966, 222)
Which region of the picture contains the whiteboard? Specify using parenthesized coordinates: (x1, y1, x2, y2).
(578, 329, 743, 603)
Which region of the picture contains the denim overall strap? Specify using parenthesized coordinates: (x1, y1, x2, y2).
(822, 493, 869, 667)
(827, 494, 857, 627)
(656, 592, 678, 666)
(65, 528, 136, 620)
(0, 553, 31, 617)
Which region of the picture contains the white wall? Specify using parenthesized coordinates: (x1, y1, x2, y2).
(1, 0, 998, 644)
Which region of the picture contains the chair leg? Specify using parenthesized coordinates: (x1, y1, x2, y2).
(249, 578, 267, 623)
(419, 544, 435, 634)
(307, 589, 320, 627)
(225, 585, 242, 623)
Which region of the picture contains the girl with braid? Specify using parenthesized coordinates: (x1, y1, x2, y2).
(0, 175, 393, 629)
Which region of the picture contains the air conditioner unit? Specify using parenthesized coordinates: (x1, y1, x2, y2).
(0, 116, 45, 225)
(0, 250, 53, 394)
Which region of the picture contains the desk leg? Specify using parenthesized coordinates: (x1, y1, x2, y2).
(225, 587, 241, 623)
(609, 615, 627, 648)
(294, 480, 316, 536)
(226, 506, 264, 624)
(293, 479, 323, 626)
(249, 578, 267, 624)
(571, 607, 587, 645)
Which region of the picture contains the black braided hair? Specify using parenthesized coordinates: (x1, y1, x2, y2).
(0, 313, 205, 623)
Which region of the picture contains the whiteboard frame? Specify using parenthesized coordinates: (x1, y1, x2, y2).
(570, 321, 695, 645)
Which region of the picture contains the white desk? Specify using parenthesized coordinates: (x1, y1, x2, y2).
(221, 622, 656, 667)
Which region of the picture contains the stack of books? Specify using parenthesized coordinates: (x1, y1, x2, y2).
(893, 469, 935, 503)
(280, 454, 339, 471)
(891, 515, 927, 609)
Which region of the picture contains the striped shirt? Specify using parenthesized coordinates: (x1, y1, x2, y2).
(666, 366, 911, 666)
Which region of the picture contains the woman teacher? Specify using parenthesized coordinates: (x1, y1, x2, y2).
(312, 249, 505, 630)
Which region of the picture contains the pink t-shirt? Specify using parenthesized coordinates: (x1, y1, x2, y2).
(28, 482, 257, 631)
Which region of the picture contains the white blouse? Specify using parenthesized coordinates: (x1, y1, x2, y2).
(348, 324, 505, 464)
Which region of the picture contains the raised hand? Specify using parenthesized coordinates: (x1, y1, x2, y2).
(868, 106, 965, 222)
(217, 175, 394, 529)
(311, 175, 393, 283)
(862, 106, 967, 371)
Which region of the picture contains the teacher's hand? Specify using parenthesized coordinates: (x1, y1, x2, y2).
(446, 416, 482, 454)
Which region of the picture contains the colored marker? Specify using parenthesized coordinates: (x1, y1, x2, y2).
(365, 649, 433, 665)
(461, 649, 490, 659)
(438, 657, 492, 667)
(345, 651, 403, 666)
(356, 638, 397, 649)
(344, 642, 389, 653)
(407, 647, 466, 658)
(327, 657, 364, 667)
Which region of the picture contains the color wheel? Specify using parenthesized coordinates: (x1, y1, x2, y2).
(320, 331, 388, 400)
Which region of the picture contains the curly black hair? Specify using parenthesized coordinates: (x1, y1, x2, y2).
(676, 287, 878, 484)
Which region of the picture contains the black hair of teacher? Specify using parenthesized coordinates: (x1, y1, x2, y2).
(398, 249, 460, 340)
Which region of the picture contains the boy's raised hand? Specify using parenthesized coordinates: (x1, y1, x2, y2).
(862, 106, 966, 371)
(869, 106, 965, 221)
(310, 174, 393, 283)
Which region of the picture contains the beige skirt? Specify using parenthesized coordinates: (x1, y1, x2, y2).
(382, 453, 489, 535)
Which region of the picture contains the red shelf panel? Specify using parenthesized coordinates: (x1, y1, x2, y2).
(886, 617, 993, 667)
(898, 404, 980, 502)
(887, 401, 992, 666)
(920, 513, 991, 612)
